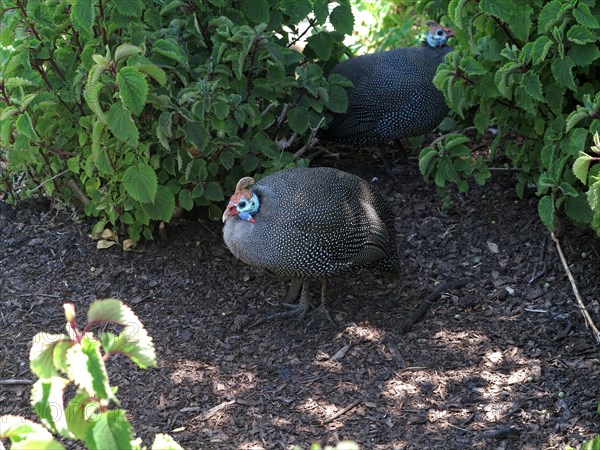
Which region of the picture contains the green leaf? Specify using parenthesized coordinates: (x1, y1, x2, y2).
(329, 4, 354, 35)
(573, 3, 600, 29)
(219, 150, 235, 170)
(241, 0, 269, 23)
(65, 393, 97, 440)
(419, 147, 438, 178)
(89, 299, 157, 368)
(538, 195, 555, 230)
(474, 111, 490, 134)
(313, 0, 329, 24)
(4, 77, 33, 88)
(84, 79, 107, 124)
(30, 333, 70, 378)
(114, 0, 143, 18)
(16, 113, 38, 141)
(567, 25, 597, 45)
(569, 43, 600, 66)
(0, 415, 65, 449)
(588, 180, 600, 210)
(204, 181, 224, 201)
(114, 43, 143, 63)
(573, 153, 593, 183)
(134, 64, 167, 86)
(281, 0, 311, 23)
(153, 39, 186, 65)
(325, 85, 348, 114)
(178, 189, 193, 211)
(565, 194, 593, 224)
(141, 185, 175, 222)
(123, 163, 158, 203)
(520, 71, 545, 102)
(183, 120, 209, 150)
(551, 57, 576, 91)
(31, 377, 72, 438)
(71, 0, 96, 37)
(107, 103, 139, 145)
(117, 67, 148, 115)
(66, 336, 113, 400)
(151, 434, 184, 450)
(85, 410, 132, 450)
(287, 106, 309, 134)
(306, 32, 333, 61)
(531, 36, 553, 64)
(538, 0, 563, 33)
(0, 106, 20, 121)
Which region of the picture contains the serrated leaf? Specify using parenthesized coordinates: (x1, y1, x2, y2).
(551, 57, 576, 91)
(123, 163, 158, 203)
(31, 377, 72, 438)
(219, 150, 235, 170)
(573, 3, 600, 29)
(329, 4, 354, 35)
(85, 410, 132, 450)
(71, 0, 96, 37)
(153, 39, 186, 64)
(204, 181, 224, 201)
(84, 78, 107, 124)
(16, 113, 38, 141)
(538, 195, 555, 230)
(573, 153, 593, 183)
(0, 415, 64, 449)
(64, 393, 97, 440)
(325, 85, 348, 114)
(569, 43, 600, 66)
(306, 31, 333, 61)
(5, 77, 33, 88)
(114, 43, 143, 63)
(141, 185, 175, 222)
(114, 0, 143, 17)
(287, 106, 309, 134)
(107, 102, 139, 145)
(117, 67, 148, 115)
(134, 64, 167, 86)
(66, 337, 112, 400)
(30, 333, 70, 379)
(565, 194, 593, 223)
(313, 0, 329, 24)
(538, 0, 563, 33)
(0, 106, 20, 121)
(588, 180, 600, 210)
(567, 25, 597, 45)
(241, 0, 269, 23)
(281, 0, 312, 23)
(520, 71, 545, 102)
(178, 189, 193, 211)
(89, 299, 157, 368)
(183, 120, 208, 149)
(419, 147, 438, 178)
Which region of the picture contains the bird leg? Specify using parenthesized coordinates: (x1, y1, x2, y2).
(267, 279, 314, 321)
(284, 278, 303, 303)
(303, 278, 336, 330)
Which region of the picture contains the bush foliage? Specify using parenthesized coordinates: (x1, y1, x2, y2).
(0, 299, 181, 449)
(0, 0, 353, 241)
(419, 0, 600, 234)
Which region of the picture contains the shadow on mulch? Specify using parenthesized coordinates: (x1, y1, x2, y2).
(1, 149, 600, 450)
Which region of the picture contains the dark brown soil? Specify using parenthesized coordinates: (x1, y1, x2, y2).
(2, 150, 600, 450)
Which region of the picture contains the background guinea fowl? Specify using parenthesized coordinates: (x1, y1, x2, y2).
(320, 20, 454, 149)
(222, 167, 400, 323)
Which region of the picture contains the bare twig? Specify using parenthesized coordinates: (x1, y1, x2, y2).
(0, 379, 34, 385)
(188, 400, 235, 424)
(550, 232, 600, 343)
(67, 179, 90, 206)
(323, 399, 361, 424)
(293, 117, 325, 159)
(30, 169, 69, 193)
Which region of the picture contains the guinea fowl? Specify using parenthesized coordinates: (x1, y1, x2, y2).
(320, 20, 454, 159)
(222, 167, 399, 323)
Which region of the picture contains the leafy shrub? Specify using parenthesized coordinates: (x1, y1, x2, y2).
(418, 0, 600, 234)
(0, 299, 180, 449)
(0, 0, 353, 241)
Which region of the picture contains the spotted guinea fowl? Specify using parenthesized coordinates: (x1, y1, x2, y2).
(320, 20, 454, 149)
(222, 167, 399, 323)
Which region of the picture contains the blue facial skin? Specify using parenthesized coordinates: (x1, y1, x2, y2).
(426, 29, 449, 47)
(236, 193, 260, 222)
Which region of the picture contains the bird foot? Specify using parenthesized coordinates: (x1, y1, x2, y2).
(303, 303, 336, 332)
(266, 302, 312, 322)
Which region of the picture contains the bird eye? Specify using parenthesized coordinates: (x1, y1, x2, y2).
(239, 200, 247, 208)
(436, 30, 444, 36)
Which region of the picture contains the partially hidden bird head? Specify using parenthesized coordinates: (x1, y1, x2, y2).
(222, 176, 260, 223)
(425, 20, 454, 48)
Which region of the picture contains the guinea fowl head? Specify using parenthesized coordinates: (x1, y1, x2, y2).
(222, 176, 260, 223)
(425, 20, 454, 48)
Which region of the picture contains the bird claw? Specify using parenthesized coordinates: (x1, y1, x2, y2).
(303, 303, 336, 332)
(266, 303, 311, 322)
